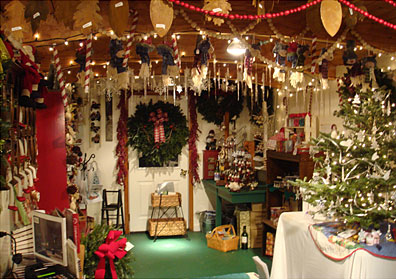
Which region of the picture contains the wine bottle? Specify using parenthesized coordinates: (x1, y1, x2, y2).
(241, 225, 248, 250)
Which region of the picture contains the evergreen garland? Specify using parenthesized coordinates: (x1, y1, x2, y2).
(127, 100, 189, 167)
(81, 224, 134, 279)
(196, 89, 243, 126)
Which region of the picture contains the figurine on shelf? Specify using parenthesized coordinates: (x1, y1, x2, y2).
(205, 130, 217, 150)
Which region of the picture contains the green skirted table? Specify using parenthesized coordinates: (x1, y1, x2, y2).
(202, 180, 267, 227)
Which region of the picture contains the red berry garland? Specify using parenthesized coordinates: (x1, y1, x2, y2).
(188, 94, 200, 185)
(116, 90, 129, 187)
(169, 0, 396, 30)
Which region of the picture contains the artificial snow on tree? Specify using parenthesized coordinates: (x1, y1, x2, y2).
(73, 0, 103, 35)
(293, 68, 396, 229)
(2, 0, 32, 41)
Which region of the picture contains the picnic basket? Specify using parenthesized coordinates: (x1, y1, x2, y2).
(206, 224, 239, 252)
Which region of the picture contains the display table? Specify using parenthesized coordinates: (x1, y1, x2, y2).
(202, 180, 266, 227)
(270, 212, 396, 279)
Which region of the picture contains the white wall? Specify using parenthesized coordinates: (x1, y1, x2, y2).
(0, 191, 12, 276)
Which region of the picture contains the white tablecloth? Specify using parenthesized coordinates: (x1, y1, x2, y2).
(270, 212, 396, 279)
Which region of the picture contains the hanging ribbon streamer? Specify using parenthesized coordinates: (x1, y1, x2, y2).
(94, 230, 127, 279)
(149, 109, 168, 143)
(53, 47, 68, 107)
(255, 71, 258, 103)
(122, 9, 139, 69)
(84, 33, 93, 94)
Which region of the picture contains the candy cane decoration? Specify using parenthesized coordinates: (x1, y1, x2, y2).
(53, 47, 68, 107)
(171, 35, 181, 70)
(310, 37, 318, 74)
(84, 33, 93, 94)
(122, 9, 139, 69)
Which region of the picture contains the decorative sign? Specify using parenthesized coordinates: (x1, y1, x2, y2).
(83, 21, 93, 29)
(11, 26, 22, 31)
(155, 23, 165, 29)
(115, 1, 123, 7)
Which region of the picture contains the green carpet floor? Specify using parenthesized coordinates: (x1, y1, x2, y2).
(126, 232, 272, 279)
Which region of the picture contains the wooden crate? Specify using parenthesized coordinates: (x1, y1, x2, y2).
(148, 218, 186, 237)
(151, 192, 181, 207)
(206, 224, 239, 252)
(203, 150, 218, 180)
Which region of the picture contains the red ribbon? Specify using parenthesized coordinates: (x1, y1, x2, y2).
(94, 230, 127, 279)
(149, 109, 168, 144)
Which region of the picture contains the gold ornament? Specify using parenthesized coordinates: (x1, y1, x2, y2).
(150, 0, 174, 37)
(109, 0, 130, 38)
(2, 0, 32, 41)
(320, 0, 342, 37)
(73, 0, 103, 35)
(203, 0, 232, 26)
(24, 1, 49, 34)
(54, 1, 76, 30)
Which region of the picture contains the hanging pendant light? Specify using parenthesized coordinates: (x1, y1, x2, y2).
(227, 38, 246, 56)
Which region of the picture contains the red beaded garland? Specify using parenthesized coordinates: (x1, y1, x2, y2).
(169, 0, 395, 30)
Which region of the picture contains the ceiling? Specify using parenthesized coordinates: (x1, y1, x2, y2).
(2, 0, 396, 87)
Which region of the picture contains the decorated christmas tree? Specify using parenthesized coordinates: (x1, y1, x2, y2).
(294, 68, 396, 229)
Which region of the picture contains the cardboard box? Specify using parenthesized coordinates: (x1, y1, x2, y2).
(251, 203, 265, 212)
(250, 212, 265, 229)
(250, 228, 263, 248)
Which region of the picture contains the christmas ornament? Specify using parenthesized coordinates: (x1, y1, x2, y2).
(54, 1, 76, 30)
(318, 48, 332, 90)
(272, 42, 287, 82)
(3, 0, 31, 41)
(157, 43, 178, 87)
(84, 33, 93, 94)
(122, 10, 139, 69)
(362, 56, 378, 91)
(109, 0, 129, 38)
(73, 0, 103, 35)
(192, 37, 213, 93)
(24, 1, 49, 34)
(320, 0, 342, 37)
(202, 0, 232, 26)
(108, 39, 128, 89)
(150, 0, 174, 37)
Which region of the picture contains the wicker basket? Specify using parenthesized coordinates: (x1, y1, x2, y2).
(206, 224, 239, 252)
(148, 218, 186, 237)
(151, 193, 181, 207)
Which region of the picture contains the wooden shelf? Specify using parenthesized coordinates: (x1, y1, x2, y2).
(286, 126, 305, 129)
(262, 218, 277, 230)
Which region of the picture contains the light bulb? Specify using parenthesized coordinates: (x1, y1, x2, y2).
(49, 47, 54, 51)
(79, 42, 83, 47)
(64, 40, 69, 45)
(67, 70, 71, 74)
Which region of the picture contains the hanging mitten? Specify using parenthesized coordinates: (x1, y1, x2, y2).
(157, 42, 178, 86)
(287, 42, 298, 68)
(318, 48, 332, 90)
(108, 39, 129, 89)
(362, 56, 378, 91)
(342, 40, 358, 66)
(272, 42, 287, 82)
(192, 37, 212, 93)
(135, 38, 154, 79)
(290, 44, 308, 88)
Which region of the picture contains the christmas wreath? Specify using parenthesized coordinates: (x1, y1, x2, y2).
(127, 100, 189, 167)
(81, 224, 134, 279)
(196, 88, 244, 126)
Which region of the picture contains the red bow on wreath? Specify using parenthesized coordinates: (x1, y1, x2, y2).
(149, 109, 168, 144)
(94, 230, 127, 279)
